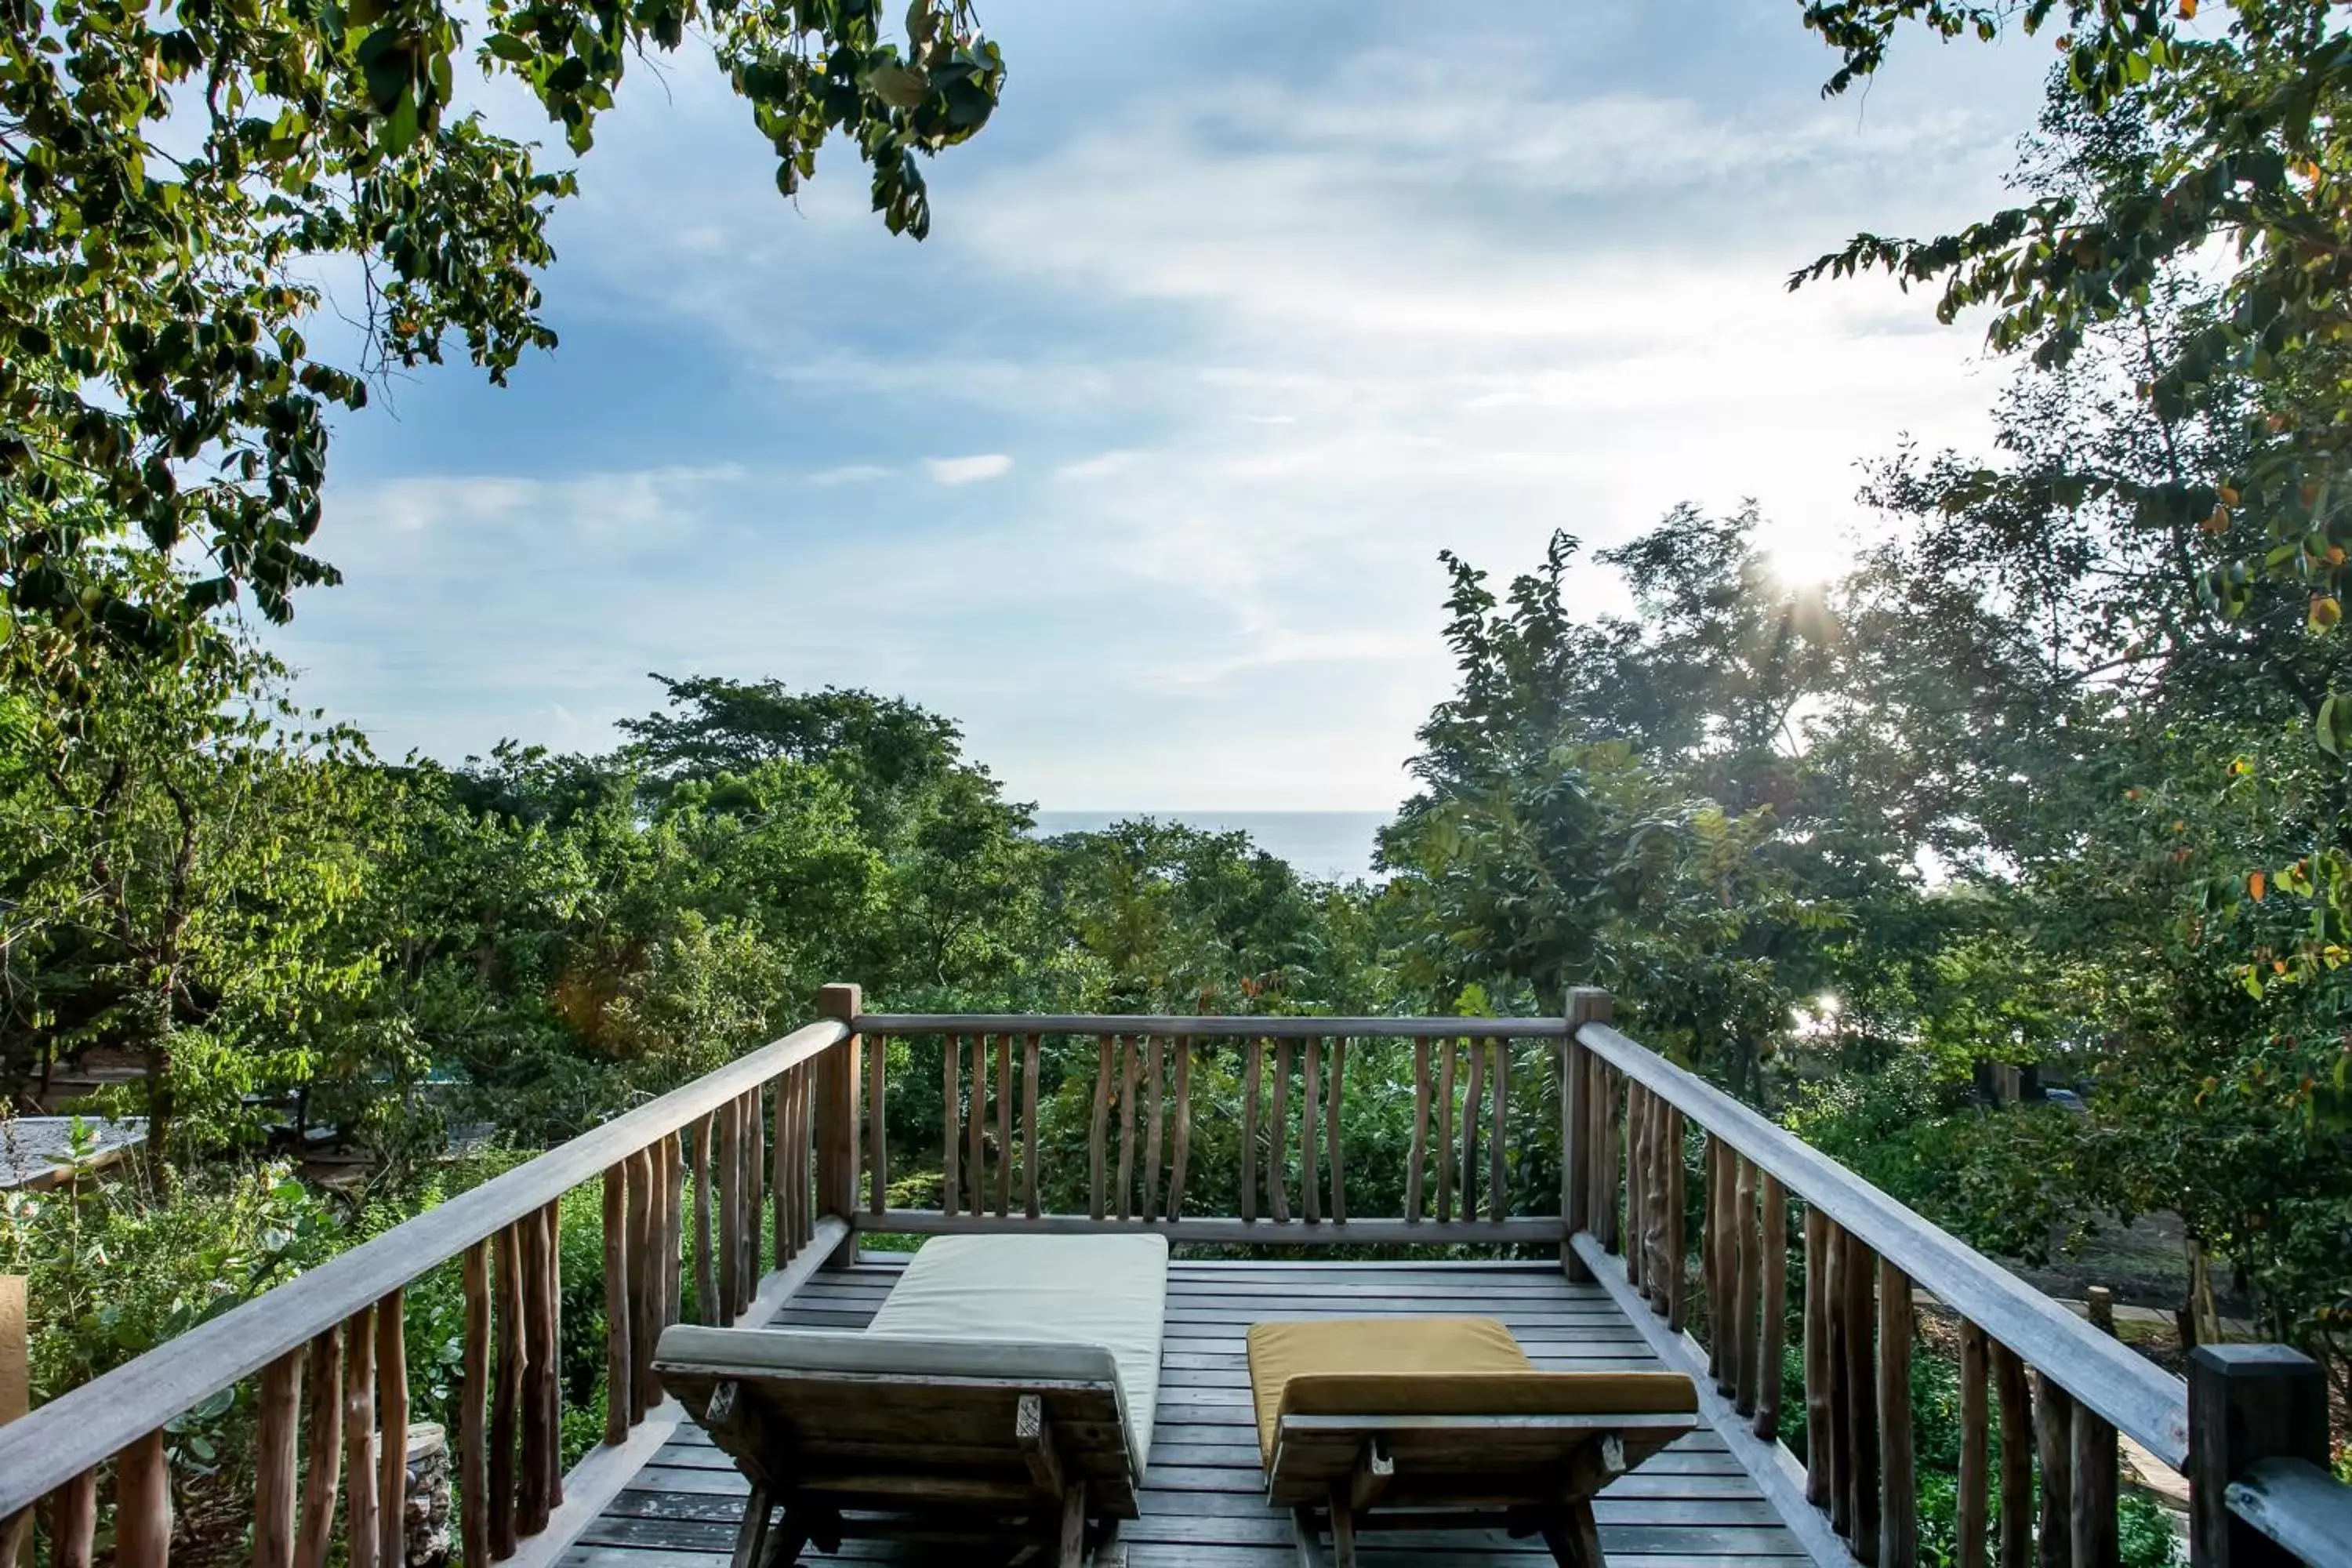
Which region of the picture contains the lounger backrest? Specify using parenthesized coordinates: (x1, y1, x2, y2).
(653, 1325, 1144, 1517)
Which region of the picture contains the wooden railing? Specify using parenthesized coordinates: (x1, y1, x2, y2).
(848, 1013, 1568, 1247)
(0, 985, 865, 1568)
(3, 985, 2346, 1568)
(1560, 989, 2352, 1568)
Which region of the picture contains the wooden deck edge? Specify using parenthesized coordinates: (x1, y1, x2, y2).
(1569, 1232, 1850, 1568)
(508, 1215, 850, 1568)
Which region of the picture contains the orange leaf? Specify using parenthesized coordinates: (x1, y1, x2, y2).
(2250, 869, 2269, 902)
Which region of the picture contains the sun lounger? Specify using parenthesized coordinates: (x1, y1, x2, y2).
(654, 1232, 1167, 1567)
(1246, 1316, 1700, 1567)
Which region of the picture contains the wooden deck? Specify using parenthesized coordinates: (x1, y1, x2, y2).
(561, 1253, 1808, 1566)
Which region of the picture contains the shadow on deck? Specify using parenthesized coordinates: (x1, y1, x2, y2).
(563, 1254, 1805, 1566)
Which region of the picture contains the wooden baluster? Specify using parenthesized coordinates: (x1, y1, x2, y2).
(1434, 1036, 1455, 1224)
(543, 1204, 566, 1508)
(1664, 1106, 1687, 1330)
(1022, 1034, 1043, 1220)
(1802, 1207, 1835, 1511)
(718, 1098, 744, 1315)
(2070, 1403, 2118, 1568)
(1407, 1038, 1430, 1224)
(1994, 1344, 2034, 1568)
(1879, 1261, 1917, 1568)
(690, 1114, 715, 1326)
(455, 1241, 490, 1568)
(1457, 1039, 1481, 1229)
(1487, 1039, 1507, 1223)
(783, 1076, 800, 1258)
(1736, 1155, 1761, 1417)
(1168, 1037, 1192, 1222)
(1598, 1065, 1621, 1252)
(299, 1319, 345, 1568)
(1116, 1034, 1138, 1222)
(1088, 1036, 1109, 1221)
(1561, 1037, 1589, 1251)
(1958, 1323, 1991, 1568)
(344, 1302, 381, 1568)
(1300, 1034, 1322, 1225)
(800, 1061, 818, 1247)
(1584, 1052, 1608, 1249)
(2033, 1372, 2074, 1568)
(376, 1290, 409, 1568)
(967, 1034, 988, 1218)
(630, 1146, 660, 1421)
(1842, 1230, 1881, 1566)
(786, 1081, 804, 1260)
(944, 1036, 963, 1221)
(1756, 1175, 1788, 1441)
(1270, 1038, 1291, 1225)
(602, 1158, 632, 1446)
(996, 1031, 1014, 1218)
(1704, 1141, 1730, 1392)
(1824, 1220, 1853, 1540)
(1142, 1033, 1164, 1222)
(868, 1033, 889, 1218)
(490, 1225, 521, 1559)
(514, 1221, 550, 1535)
(664, 1133, 686, 1332)
(1240, 1037, 1261, 1222)
(49, 1469, 95, 1568)
(114, 1431, 170, 1568)
(1327, 1037, 1347, 1226)
(745, 1093, 765, 1292)
(1637, 1091, 1656, 1298)
(256, 1350, 302, 1568)
(1651, 1094, 1675, 1309)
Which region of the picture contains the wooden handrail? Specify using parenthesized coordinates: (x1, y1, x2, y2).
(1576, 1018, 2191, 1472)
(0, 1018, 848, 1520)
(853, 1013, 1568, 1038)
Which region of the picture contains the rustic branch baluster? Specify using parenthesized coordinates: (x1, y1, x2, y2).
(1301, 1033, 1322, 1226)
(1022, 1034, 1042, 1221)
(1408, 1037, 1431, 1225)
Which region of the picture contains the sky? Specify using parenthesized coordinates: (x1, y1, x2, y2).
(268, 2, 2053, 811)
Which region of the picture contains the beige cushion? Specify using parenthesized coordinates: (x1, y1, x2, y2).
(866, 1233, 1169, 1468)
(1246, 1316, 1699, 1465)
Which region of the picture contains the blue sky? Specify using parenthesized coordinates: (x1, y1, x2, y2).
(270, 2, 2049, 810)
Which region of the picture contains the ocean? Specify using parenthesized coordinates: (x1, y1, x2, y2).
(1029, 811, 1393, 884)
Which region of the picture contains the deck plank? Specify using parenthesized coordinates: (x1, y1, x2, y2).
(580, 1251, 1809, 1564)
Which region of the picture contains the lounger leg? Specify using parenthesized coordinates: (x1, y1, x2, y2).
(1056, 1480, 1087, 1568)
(763, 1510, 811, 1568)
(1325, 1483, 1359, 1568)
(731, 1485, 774, 1568)
(1289, 1504, 1328, 1568)
(1538, 1498, 1605, 1568)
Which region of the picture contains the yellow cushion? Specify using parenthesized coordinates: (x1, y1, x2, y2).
(1244, 1316, 1700, 1466)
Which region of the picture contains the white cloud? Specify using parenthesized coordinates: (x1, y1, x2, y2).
(279, 3, 2052, 812)
(925, 453, 1014, 485)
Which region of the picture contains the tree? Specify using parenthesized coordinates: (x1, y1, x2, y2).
(1791, 3, 2352, 706)
(0, 589, 401, 1155)
(2, 0, 1004, 652)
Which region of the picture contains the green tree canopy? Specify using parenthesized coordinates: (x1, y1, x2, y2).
(2, 0, 1004, 652)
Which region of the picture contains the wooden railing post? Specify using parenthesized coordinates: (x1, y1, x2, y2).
(815, 983, 862, 1268)
(1562, 989, 1610, 1279)
(2189, 1345, 2329, 1568)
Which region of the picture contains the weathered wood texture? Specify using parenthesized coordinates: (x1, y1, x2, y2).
(572, 1254, 1807, 1568)
(0, 1020, 853, 1521)
(1574, 1018, 2189, 1471)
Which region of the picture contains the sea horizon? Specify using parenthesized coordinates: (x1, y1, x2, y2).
(1029, 809, 1393, 884)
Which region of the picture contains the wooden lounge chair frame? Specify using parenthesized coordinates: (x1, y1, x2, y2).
(1267, 1408, 1698, 1568)
(656, 1355, 1140, 1568)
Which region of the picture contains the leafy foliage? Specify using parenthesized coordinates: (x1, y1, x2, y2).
(2, 0, 1004, 651)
